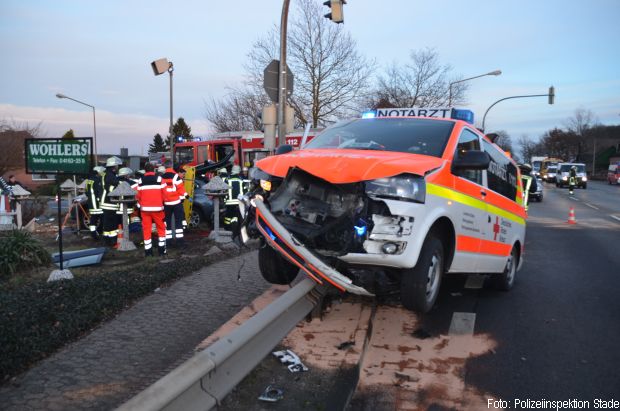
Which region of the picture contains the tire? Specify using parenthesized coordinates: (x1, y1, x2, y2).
(400, 234, 444, 313)
(188, 209, 202, 228)
(258, 244, 299, 285)
(494, 246, 518, 291)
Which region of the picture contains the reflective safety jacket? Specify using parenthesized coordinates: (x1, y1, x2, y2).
(100, 169, 119, 211)
(85, 171, 103, 215)
(136, 172, 166, 212)
(161, 168, 187, 206)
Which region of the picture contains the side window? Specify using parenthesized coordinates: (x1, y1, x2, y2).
(197, 146, 208, 163)
(453, 129, 482, 185)
(482, 140, 518, 200)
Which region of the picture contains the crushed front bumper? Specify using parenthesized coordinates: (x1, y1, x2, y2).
(253, 199, 374, 297)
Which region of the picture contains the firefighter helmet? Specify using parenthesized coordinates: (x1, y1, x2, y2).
(118, 167, 133, 177)
(231, 165, 241, 175)
(217, 168, 228, 176)
(93, 166, 106, 174)
(105, 156, 122, 167)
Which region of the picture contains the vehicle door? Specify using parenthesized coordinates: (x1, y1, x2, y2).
(449, 128, 486, 273)
(480, 139, 520, 273)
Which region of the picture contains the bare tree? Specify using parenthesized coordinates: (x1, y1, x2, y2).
(205, 87, 269, 133)
(206, 0, 375, 131)
(564, 108, 598, 161)
(0, 119, 43, 176)
(492, 130, 515, 158)
(368, 48, 467, 108)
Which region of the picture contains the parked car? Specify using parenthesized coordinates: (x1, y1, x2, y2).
(556, 163, 587, 188)
(542, 165, 558, 183)
(188, 181, 215, 228)
(607, 163, 620, 185)
(530, 178, 543, 202)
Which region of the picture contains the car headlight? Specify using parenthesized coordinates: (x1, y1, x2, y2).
(562, 176, 568, 180)
(582, 176, 587, 181)
(365, 174, 426, 203)
(544, 174, 548, 178)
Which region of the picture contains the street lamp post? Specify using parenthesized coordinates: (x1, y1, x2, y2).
(151, 58, 174, 166)
(448, 70, 502, 107)
(55, 93, 98, 160)
(481, 86, 555, 132)
(277, 0, 291, 147)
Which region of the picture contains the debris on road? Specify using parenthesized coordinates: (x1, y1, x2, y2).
(258, 385, 284, 402)
(272, 349, 308, 372)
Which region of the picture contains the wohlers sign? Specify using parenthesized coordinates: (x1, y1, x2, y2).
(25, 138, 93, 175)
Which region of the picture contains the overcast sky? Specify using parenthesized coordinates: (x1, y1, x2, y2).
(1, 0, 619, 155)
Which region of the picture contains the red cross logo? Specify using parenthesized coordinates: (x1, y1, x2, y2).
(493, 216, 500, 241)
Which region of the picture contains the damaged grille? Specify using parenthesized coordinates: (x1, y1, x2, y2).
(266, 168, 378, 256)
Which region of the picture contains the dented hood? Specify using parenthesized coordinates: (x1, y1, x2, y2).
(256, 149, 444, 183)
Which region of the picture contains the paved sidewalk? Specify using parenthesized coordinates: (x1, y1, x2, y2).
(0, 249, 269, 411)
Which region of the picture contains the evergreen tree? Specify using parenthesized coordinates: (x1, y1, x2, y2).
(171, 117, 193, 142)
(62, 129, 75, 139)
(148, 133, 167, 153)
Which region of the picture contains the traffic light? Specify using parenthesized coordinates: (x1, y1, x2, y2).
(548, 86, 555, 105)
(323, 0, 345, 24)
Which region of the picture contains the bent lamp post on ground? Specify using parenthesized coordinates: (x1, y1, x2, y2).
(448, 70, 502, 107)
(55, 93, 98, 160)
(151, 57, 174, 166)
(482, 86, 555, 133)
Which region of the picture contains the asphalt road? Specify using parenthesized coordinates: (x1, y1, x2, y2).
(423, 180, 620, 405)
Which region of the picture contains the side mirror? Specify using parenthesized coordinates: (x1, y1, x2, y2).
(275, 144, 294, 155)
(452, 150, 491, 171)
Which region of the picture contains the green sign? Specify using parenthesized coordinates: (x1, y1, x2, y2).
(25, 138, 93, 174)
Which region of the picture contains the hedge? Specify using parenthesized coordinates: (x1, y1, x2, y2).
(0, 247, 247, 382)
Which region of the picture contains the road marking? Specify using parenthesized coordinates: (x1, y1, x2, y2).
(464, 274, 486, 289)
(449, 312, 476, 335)
(585, 203, 599, 210)
(568, 196, 579, 202)
(611, 215, 620, 222)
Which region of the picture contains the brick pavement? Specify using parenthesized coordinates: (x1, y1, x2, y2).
(0, 249, 270, 411)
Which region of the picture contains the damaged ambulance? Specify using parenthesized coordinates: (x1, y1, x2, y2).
(238, 108, 527, 312)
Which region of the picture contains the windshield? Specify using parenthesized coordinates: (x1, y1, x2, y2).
(175, 146, 194, 164)
(305, 118, 455, 158)
(547, 167, 557, 173)
(533, 161, 542, 171)
(559, 164, 586, 173)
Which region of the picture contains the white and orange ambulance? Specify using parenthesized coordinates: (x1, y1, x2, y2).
(239, 108, 527, 312)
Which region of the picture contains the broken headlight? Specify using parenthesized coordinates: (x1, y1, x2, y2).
(365, 174, 426, 203)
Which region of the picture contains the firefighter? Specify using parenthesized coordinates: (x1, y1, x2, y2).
(569, 165, 577, 195)
(85, 165, 105, 239)
(162, 161, 188, 247)
(223, 165, 245, 233)
(136, 163, 167, 257)
(100, 157, 122, 246)
(519, 163, 538, 211)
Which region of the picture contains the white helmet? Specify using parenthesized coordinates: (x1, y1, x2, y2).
(93, 166, 106, 174)
(217, 168, 228, 175)
(106, 156, 122, 167)
(156, 165, 166, 174)
(231, 165, 241, 175)
(118, 167, 133, 177)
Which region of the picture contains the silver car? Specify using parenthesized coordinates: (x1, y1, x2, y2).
(556, 163, 588, 189)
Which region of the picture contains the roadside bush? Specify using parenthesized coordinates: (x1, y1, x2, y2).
(0, 230, 50, 279)
(0, 247, 246, 382)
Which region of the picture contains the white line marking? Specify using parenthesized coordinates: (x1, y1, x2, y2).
(568, 197, 579, 202)
(449, 312, 476, 335)
(464, 274, 486, 289)
(585, 203, 599, 210)
(611, 215, 620, 222)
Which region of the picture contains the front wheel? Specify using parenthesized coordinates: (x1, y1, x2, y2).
(400, 234, 444, 313)
(258, 244, 299, 285)
(188, 210, 202, 228)
(494, 246, 518, 291)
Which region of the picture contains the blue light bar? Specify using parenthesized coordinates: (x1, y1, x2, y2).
(361, 110, 376, 119)
(451, 108, 474, 124)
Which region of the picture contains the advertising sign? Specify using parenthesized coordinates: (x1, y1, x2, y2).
(25, 138, 93, 175)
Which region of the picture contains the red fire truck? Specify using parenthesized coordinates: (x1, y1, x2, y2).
(174, 129, 320, 172)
